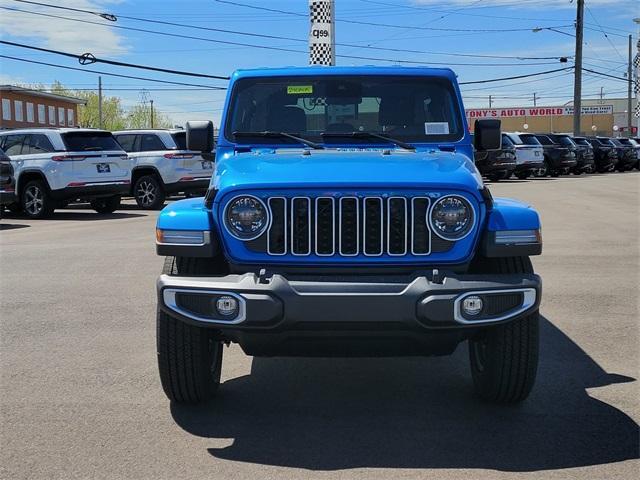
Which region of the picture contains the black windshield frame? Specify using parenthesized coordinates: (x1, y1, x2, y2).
(223, 75, 465, 146)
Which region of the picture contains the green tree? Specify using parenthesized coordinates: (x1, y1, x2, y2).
(46, 81, 174, 130)
(124, 104, 173, 129)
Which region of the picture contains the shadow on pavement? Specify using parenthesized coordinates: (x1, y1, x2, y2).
(0, 223, 30, 231)
(171, 317, 638, 472)
(1, 211, 147, 221)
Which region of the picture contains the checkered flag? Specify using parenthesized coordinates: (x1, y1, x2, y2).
(310, 1, 332, 23)
(635, 103, 640, 118)
(310, 43, 333, 65)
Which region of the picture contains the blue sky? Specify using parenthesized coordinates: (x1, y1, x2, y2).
(0, 0, 637, 126)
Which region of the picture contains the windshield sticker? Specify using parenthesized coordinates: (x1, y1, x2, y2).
(287, 85, 313, 95)
(424, 122, 450, 135)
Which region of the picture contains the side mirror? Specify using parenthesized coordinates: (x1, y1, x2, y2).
(474, 119, 501, 151)
(186, 120, 214, 153)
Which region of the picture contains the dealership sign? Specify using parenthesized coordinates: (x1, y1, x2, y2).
(466, 105, 613, 118)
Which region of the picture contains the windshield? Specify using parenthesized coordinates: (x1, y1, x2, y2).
(520, 135, 542, 146)
(225, 75, 463, 145)
(573, 137, 589, 146)
(553, 136, 576, 147)
(62, 132, 122, 152)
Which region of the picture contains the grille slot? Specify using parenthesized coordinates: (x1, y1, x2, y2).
(411, 197, 431, 255)
(263, 195, 450, 257)
(291, 197, 311, 255)
(315, 197, 335, 256)
(339, 197, 359, 256)
(387, 197, 407, 255)
(267, 197, 286, 255)
(363, 197, 383, 256)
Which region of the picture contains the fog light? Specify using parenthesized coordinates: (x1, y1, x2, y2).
(216, 296, 239, 317)
(462, 295, 483, 316)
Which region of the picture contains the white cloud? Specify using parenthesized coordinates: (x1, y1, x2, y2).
(0, 0, 128, 56)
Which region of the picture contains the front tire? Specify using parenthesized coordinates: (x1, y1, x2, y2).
(91, 195, 121, 214)
(157, 256, 223, 403)
(21, 180, 54, 219)
(468, 256, 539, 403)
(134, 175, 166, 210)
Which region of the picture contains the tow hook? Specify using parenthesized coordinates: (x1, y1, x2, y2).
(432, 269, 444, 285)
(258, 268, 273, 284)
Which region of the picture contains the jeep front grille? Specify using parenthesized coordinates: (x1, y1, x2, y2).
(265, 196, 433, 257)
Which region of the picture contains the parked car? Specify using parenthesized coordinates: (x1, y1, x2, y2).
(571, 137, 596, 173)
(615, 138, 640, 170)
(0, 129, 130, 219)
(113, 129, 214, 210)
(547, 134, 592, 175)
(629, 138, 640, 170)
(503, 132, 544, 179)
(0, 147, 16, 217)
(520, 133, 576, 177)
(472, 133, 516, 181)
(155, 66, 543, 405)
(585, 137, 617, 172)
(608, 138, 636, 172)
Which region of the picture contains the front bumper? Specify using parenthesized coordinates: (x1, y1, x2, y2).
(157, 271, 541, 356)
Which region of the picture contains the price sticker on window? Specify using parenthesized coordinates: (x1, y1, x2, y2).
(287, 85, 313, 95)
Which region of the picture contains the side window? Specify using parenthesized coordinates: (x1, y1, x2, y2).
(115, 134, 137, 152)
(3, 135, 26, 155)
(25, 134, 54, 154)
(139, 134, 166, 152)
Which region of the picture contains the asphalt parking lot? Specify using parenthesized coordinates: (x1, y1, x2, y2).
(1, 172, 638, 480)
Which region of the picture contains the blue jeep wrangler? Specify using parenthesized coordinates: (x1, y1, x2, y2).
(155, 66, 542, 404)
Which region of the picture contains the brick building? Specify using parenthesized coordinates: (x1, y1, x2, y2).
(0, 86, 86, 130)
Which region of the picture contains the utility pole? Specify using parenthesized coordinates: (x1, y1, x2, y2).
(308, 0, 335, 65)
(489, 95, 492, 108)
(150, 99, 154, 128)
(627, 34, 633, 137)
(533, 93, 537, 106)
(573, 0, 584, 136)
(599, 86, 604, 104)
(98, 76, 103, 129)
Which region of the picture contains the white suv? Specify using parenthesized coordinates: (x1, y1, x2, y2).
(0, 129, 130, 219)
(113, 129, 214, 210)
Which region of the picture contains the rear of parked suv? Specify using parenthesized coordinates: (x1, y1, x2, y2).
(113, 130, 214, 210)
(504, 132, 544, 179)
(0, 129, 130, 219)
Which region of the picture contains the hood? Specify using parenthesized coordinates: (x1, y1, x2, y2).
(212, 148, 482, 199)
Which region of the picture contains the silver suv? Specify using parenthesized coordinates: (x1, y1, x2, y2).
(113, 129, 214, 210)
(0, 129, 130, 219)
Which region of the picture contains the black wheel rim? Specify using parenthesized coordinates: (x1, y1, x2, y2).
(24, 185, 44, 216)
(136, 180, 156, 207)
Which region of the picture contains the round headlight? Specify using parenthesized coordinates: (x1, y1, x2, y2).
(430, 195, 474, 240)
(224, 195, 269, 240)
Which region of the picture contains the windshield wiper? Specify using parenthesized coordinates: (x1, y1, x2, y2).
(321, 131, 415, 151)
(233, 131, 324, 150)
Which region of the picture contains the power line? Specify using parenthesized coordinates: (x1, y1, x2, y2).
(0, 55, 227, 89)
(583, 68, 637, 84)
(585, 4, 625, 60)
(8, 0, 572, 61)
(212, 0, 573, 33)
(0, 40, 230, 80)
(0, 6, 565, 67)
(459, 67, 573, 85)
